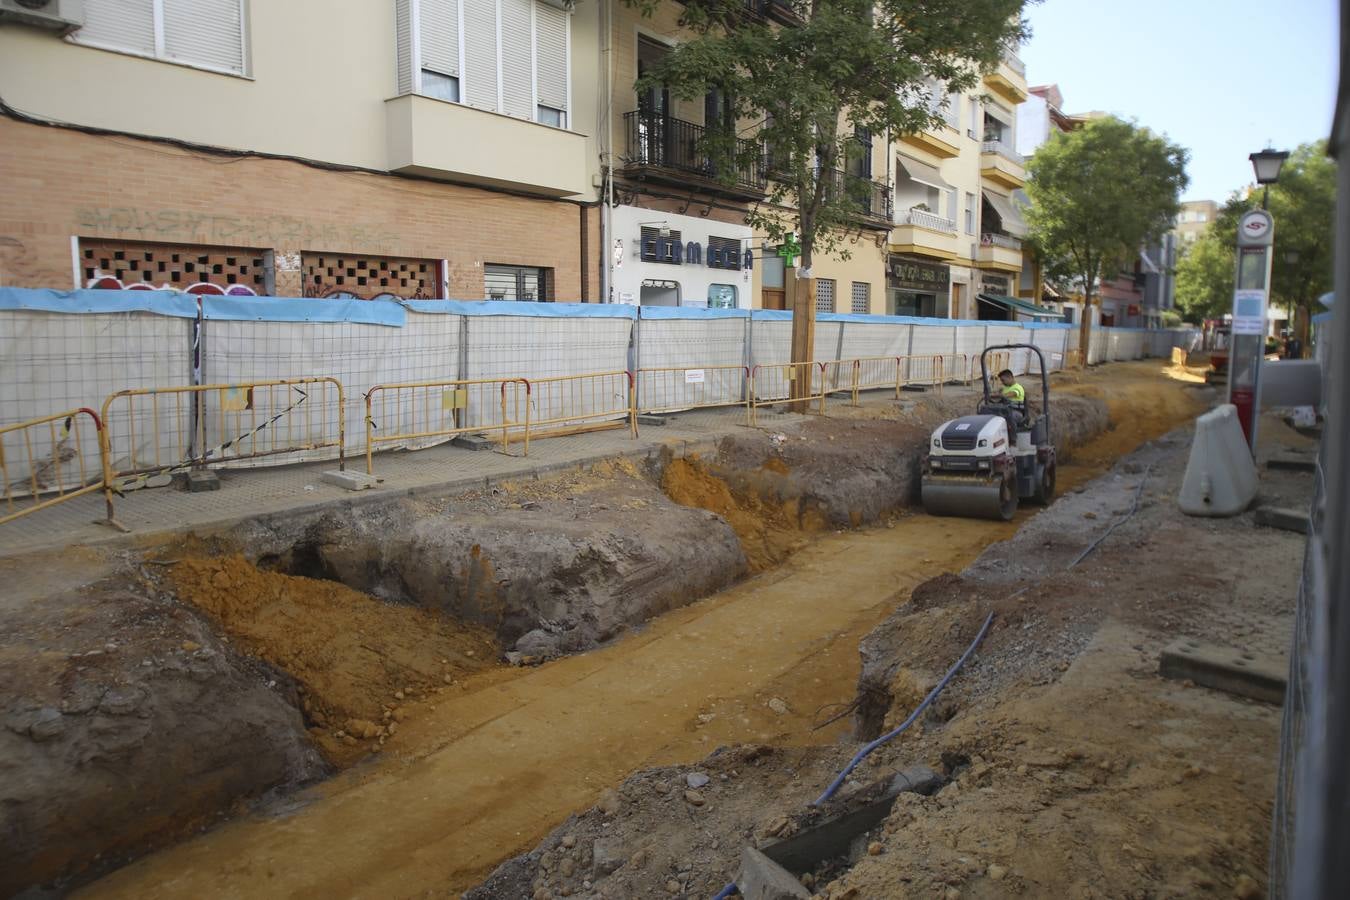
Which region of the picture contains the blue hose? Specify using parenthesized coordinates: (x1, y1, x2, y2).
(812, 610, 996, 806)
(709, 610, 996, 898)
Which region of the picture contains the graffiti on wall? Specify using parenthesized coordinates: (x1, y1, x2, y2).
(75, 207, 400, 254)
(86, 273, 258, 295)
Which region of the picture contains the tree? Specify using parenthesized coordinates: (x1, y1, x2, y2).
(1175, 229, 1234, 322)
(1023, 117, 1188, 364)
(625, 0, 1027, 370)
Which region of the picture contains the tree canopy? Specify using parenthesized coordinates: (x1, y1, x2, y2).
(1023, 116, 1188, 357)
(624, 0, 1027, 269)
(1174, 228, 1235, 322)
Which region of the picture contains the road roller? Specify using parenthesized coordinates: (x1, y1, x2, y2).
(921, 343, 1056, 521)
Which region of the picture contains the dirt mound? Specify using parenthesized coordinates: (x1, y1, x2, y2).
(660, 456, 816, 571)
(0, 569, 323, 896)
(170, 554, 498, 765)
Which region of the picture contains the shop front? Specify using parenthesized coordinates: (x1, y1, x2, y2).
(886, 254, 951, 318)
(610, 206, 754, 308)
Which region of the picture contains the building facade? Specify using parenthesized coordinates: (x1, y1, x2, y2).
(1174, 199, 1219, 247)
(0, 0, 1028, 318)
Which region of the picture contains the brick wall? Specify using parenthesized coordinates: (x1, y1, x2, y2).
(0, 117, 589, 299)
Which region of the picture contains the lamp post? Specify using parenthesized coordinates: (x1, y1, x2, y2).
(1228, 148, 1288, 452)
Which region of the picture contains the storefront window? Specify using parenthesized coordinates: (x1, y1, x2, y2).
(485, 264, 552, 301)
(707, 284, 737, 309)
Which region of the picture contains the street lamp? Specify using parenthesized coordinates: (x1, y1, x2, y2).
(1249, 147, 1289, 209)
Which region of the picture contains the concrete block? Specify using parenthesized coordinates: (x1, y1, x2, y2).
(889, 764, 944, 797)
(1159, 638, 1286, 704)
(736, 847, 811, 900)
(186, 470, 220, 493)
(901, 384, 928, 393)
(1178, 404, 1257, 517)
(1267, 454, 1316, 472)
(451, 433, 494, 451)
(1254, 506, 1310, 533)
(320, 470, 379, 492)
(636, 414, 668, 426)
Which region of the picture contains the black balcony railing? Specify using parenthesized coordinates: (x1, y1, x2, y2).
(818, 168, 893, 227)
(624, 110, 766, 194)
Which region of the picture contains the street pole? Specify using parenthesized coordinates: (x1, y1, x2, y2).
(1228, 208, 1276, 453)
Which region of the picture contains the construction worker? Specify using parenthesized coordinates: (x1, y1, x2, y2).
(996, 368, 1026, 432)
(997, 369, 1025, 405)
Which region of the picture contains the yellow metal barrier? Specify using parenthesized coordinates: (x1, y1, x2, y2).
(749, 362, 826, 424)
(1063, 350, 1085, 369)
(818, 359, 856, 406)
(364, 377, 528, 474)
(100, 378, 346, 503)
(507, 371, 637, 455)
(900, 355, 947, 393)
(971, 351, 1012, 385)
(1, 407, 106, 527)
(851, 357, 904, 401)
(636, 366, 750, 418)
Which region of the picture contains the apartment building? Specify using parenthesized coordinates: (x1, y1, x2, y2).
(889, 45, 1031, 321)
(0, 0, 1026, 316)
(0, 0, 603, 299)
(1174, 199, 1219, 246)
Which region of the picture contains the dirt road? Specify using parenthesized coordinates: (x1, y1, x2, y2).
(78, 362, 1206, 899)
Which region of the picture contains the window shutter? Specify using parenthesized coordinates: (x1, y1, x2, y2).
(534, 2, 567, 112)
(396, 0, 415, 95)
(162, 0, 246, 74)
(500, 0, 532, 118)
(420, 0, 460, 78)
(462, 0, 499, 110)
(74, 0, 156, 56)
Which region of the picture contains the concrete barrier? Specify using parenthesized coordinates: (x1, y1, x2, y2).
(1178, 404, 1258, 517)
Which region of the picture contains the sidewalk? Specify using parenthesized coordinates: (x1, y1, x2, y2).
(3, 392, 954, 559)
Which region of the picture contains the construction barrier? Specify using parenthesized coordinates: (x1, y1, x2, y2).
(506, 370, 637, 455)
(853, 357, 905, 400)
(364, 377, 528, 474)
(818, 359, 857, 405)
(0, 408, 106, 526)
(970, 351, 1013, 385)
(100, 378, 346, 500)
(901, 355, 947, 391)
(636, 366, 750, 418)
(749, 362, 826, 424)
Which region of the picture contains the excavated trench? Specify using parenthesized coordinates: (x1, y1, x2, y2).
(3, 384, 1119, 896)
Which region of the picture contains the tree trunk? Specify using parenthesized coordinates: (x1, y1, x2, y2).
(1078, 284, 1094, 368)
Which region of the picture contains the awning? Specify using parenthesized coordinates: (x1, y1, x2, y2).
(978, 293, 1062, 320)
(982, 190, 1028, 238)
(897, 155, 951, 191)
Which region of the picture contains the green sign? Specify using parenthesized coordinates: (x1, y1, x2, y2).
(777, 233, 801, 267)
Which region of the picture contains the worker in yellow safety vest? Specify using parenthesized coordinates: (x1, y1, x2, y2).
(997, 368, 1025, 405)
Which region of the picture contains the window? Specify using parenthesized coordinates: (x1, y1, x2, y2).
(816, 279, 836, 313)
(399, 0, 569, 127)
(422, 69, 460, 102)
(851, 282, 870, 314)
(708, 285, 737, 309)
(947, 188, 958, 223)
(965, 192, 976, 235)
(641, 227, 683, 264)
(968, 97, 979, 137)
(485, 264, 551, 301)
(849, 128, 873, 179)
(706, 236, 742, 271)
(72, 0, 248, 76)
(81, 239, 268, 294)
(1197, 213, 1208, 222)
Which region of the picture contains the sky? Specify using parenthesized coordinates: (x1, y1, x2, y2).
(1019, 0, 1338, 202)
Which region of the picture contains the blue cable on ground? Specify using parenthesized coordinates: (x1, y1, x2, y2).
(812, 609, 996, 806)
(708, 610, 996, 898)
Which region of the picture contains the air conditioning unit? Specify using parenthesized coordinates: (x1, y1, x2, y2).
(0, 0, 83, 32)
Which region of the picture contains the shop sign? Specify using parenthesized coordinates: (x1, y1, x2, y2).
(888, 255, 950, 293)
(979, 273, 1010, 294)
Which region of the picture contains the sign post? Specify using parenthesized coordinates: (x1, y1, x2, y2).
(1228, 209, 1275, 453)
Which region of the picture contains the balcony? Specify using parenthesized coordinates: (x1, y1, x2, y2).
(1001, 42, 1026, 78)
(890, 207, 962, 261)
(980, 141, 1026, 189)
(983, 55, 1028, 104)
(623, 110, 767, 199)
(385, 94, 588, 197)
(977, 232, 1024, 272)
(819, 168, 893, 230)
(899, 125, 961, 159)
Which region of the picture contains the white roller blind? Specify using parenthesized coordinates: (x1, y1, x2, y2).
(462, 0, 499, 110)
(534, 2, 567, 111)
(420, 0, 460, 77)
(500, 0, 532, 118)
(395, 0, 414, 94)
(162, 0, 246, 74)
(73, 0, 156, 56)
